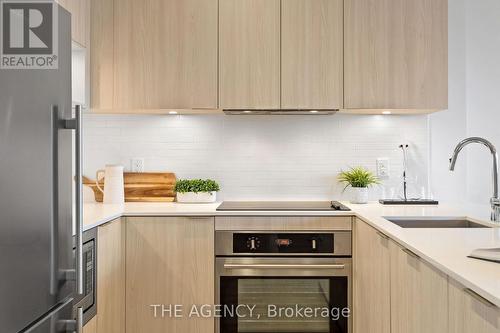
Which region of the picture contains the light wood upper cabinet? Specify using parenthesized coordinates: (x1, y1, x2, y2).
(344, 0, 448, 110)
(90, 0, 113, 110)
(389, 241, 448, 333)
(449, 279, 500, 333)
(113, 0, 218, 110)
(91, 0, 218, 111)
(97, 219, 126, 333)
(281, 0, 343, 109)
(126, 217, 215, 333)
(353, 219, 391, 333)
(57, 0, 90, 47)
(219, 0, 281, 109)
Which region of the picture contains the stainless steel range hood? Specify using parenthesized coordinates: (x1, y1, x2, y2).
(223, 109, 339, 115)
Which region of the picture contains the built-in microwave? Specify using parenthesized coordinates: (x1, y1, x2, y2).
(72, 227, 97, 325)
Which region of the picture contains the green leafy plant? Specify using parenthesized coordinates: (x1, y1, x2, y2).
(175, 179, 220, 193)
(337, 167, 380, 190)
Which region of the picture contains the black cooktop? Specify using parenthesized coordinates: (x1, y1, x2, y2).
(216, 201, 351, 211)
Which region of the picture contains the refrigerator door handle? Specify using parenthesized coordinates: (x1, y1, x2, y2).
(64, 105, 84, 295)
(50, 106, 61, 295)
(56, 306, 83, 333)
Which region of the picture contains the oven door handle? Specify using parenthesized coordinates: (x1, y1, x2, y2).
(223, 263, 346, 270)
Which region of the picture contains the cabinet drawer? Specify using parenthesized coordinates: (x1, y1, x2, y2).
(215, 216, 352, 231)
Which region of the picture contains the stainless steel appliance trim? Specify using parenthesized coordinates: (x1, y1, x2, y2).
(73, 227, 97, 325)
(65, 105, 84, 295)
(223, 109, 339, 115)
(215, 230, 352, 256)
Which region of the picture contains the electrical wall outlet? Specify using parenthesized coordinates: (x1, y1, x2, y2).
(376, 158, 390, 178)
(131, 158, 145, 172)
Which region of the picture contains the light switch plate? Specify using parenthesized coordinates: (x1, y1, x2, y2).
(131, 158, 145, 172)
(377, 158, 390, 178)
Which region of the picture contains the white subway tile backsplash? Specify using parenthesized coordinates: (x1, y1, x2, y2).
(83, 114, 429, 201)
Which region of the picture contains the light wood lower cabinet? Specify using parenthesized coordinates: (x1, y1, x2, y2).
(449, 279, 500, 333)
(126, 216, 215, 333)
(354, 219, 448, 333)
(97, 219, 126, 333)
(353, 219, 391, 333)
(83, 316, 97, 333)
(389, 241, 448, 333)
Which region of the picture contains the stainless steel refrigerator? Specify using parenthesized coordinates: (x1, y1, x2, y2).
(0, 4, 84, 333)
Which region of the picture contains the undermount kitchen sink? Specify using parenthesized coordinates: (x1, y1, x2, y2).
(385, 217, 491, 229)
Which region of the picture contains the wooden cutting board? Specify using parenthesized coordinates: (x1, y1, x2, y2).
(83, 172, 176, 202)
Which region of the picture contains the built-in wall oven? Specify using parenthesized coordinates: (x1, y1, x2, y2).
(72, 227, 97, 325)
(215, 230, 352, 333)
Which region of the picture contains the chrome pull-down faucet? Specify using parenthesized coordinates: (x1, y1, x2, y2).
(449, 137, 500, 222)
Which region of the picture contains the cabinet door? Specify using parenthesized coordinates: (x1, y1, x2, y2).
(389, 241, 448, 333)
(449, 279, 500, 333)
(219, 0, 280, 109)
(97, 219, 125, 333)
(353, 219, 391, 333)
(113, 0, 218, 109)
(344, 0, 448, 110)
(90, 0, 113, 110)
(281, 0, 343, 109)
(126, 217, 215, 333)
(83, 316, 97, 333)
(57, 0, 90, 47)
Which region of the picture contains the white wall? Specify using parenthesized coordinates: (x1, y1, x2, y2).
(431, 0, 500, 207)
(464, 0, 500, 206)
(429, 0, 467, 204)
(83, 114, 429, 201)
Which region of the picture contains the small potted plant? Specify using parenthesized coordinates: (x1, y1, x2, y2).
(337, 167, 379, 204)
(175, 179, 220, 203)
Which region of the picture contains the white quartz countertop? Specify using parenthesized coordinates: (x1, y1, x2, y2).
(83, 201, 500, 307)
(83, 202, 355, 230)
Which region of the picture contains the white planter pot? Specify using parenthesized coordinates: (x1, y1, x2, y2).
(176, 191, 217, 203)
(350, 187, 369, 204)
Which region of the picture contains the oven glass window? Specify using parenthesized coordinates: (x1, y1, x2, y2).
(220, 277, 348, 333)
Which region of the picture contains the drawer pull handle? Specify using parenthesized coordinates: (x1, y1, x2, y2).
(224, 264, 346, 270)
(464, 288, 498, 308)
(402, 248, 420, 259)
(377, 231, 389, 240)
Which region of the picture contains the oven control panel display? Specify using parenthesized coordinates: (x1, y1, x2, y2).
(233, 233, 334, 254)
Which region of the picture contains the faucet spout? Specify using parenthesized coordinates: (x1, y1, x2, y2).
(449, 137, 500, 222)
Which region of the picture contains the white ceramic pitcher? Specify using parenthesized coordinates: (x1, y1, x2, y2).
(95, 165, 125, 204)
